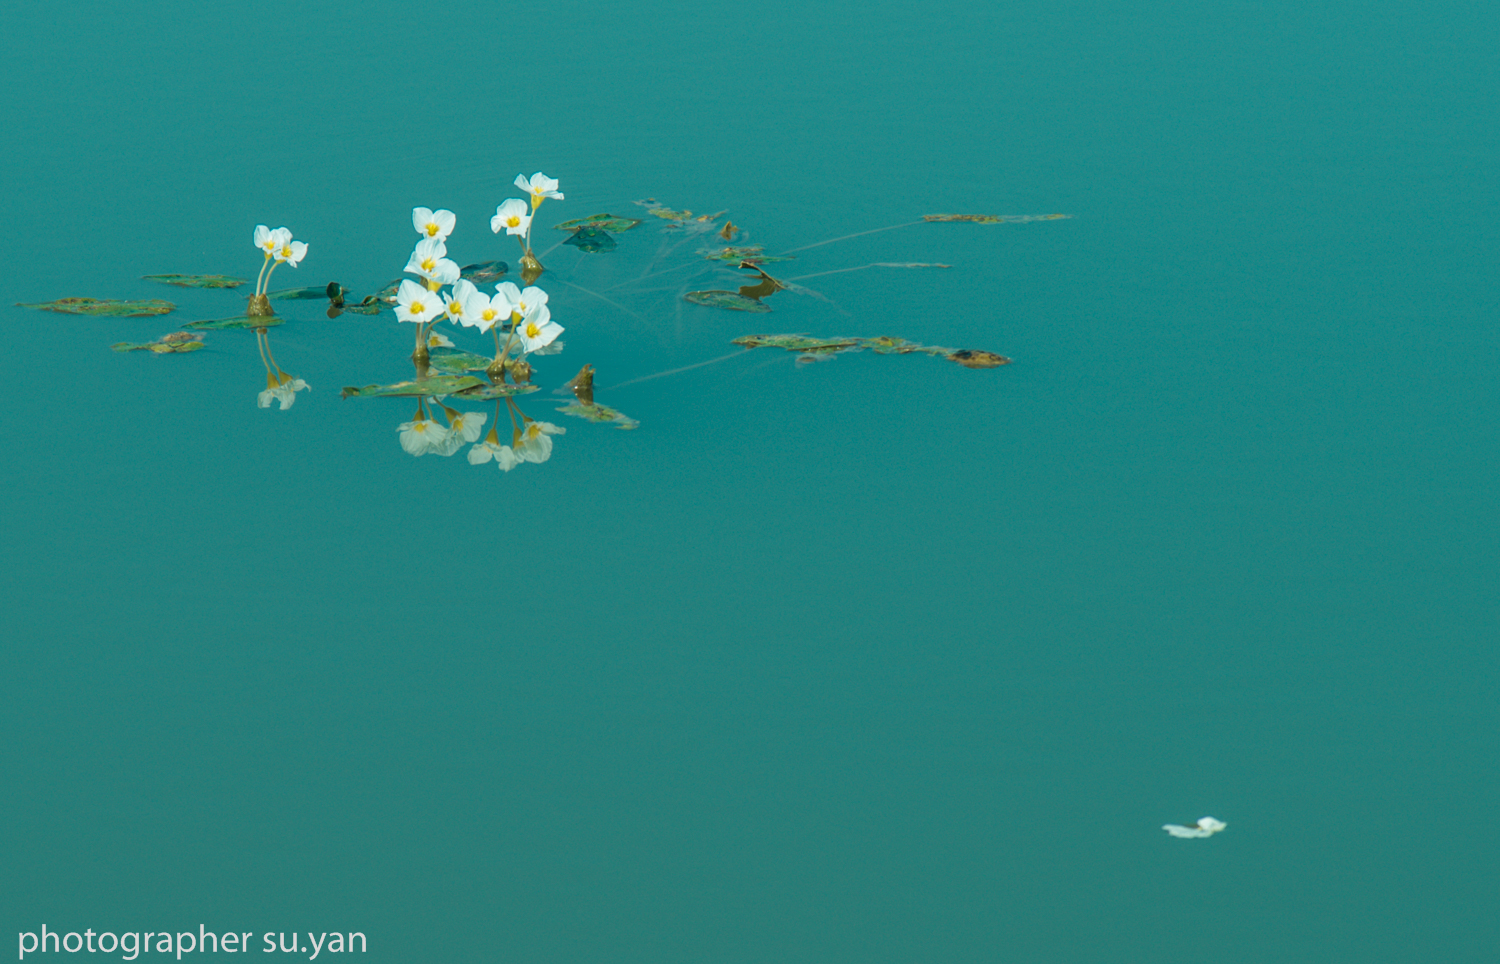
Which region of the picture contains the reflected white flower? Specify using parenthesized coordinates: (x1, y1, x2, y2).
(516, 302, 563, 354)
(431, 405, 487, 456)
(397, 416, 450, 456)
(490, 198, 531, 236)
(405, 238, 460, 285)
(257, 374, 310, 410)
(515, 420, 564, 463)
(531, 339, 565, 355)
(467, 427, 523, 471)
(426, 331, 454, 349)
(1163, 817, 1227, 839)
(443, 278, 485, 327)
(254, 225, 291, 256)
(395, 279, 443, 325)
(412, 207, 456, 241)
(514, 172, 563, 209)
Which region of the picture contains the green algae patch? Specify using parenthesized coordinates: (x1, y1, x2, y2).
(554, 214, 641, 233)
(183, 315, 284, 330)
(563, 226, 617, 253)
(428, 348, 493, 374)
(460, 261, 508, 283)
(340, 374, 485, 399)
(112, 332, 206, 353)
(143, 274, 248, 288)
(18, 297, 175, 317)
(922, 213, 1073, 224)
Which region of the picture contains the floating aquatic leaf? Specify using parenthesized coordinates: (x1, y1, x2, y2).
(373, 279, 402, 304)
(922, 213, 1073, 224)
(451, 382, 541, 400)
(556, 401, 639, 430)
(554, 213, 641, 233)
(182, 315, 284, 330)
(266, 286, 335, 301)
(563, 226, 617, 253)
(644, 204, 693, 221)
(340, 374, 485, 399)
(17, 297, 175, 317)
(460, 261, 508, 283)
(142, 274, 248, 288)
(684, 290, 773, 312)
(428, 347, 493, 374)
(112, 332, 206, 353)
(733, 334, 1010, 368)
(700, 246, 794, 264)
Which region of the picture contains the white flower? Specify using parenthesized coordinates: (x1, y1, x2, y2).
(1163, 817, 1228, 839)
(256, 375, 310, 410)
(394, 279, 443, 324)
(405, 238, 460, 285)
(443, 279, 485, 327)
(515, 420, 564, 463)
(516, 302, 564, 354)
(493, 281, 522, 320)
(274, 238, 308, 266)
(514, 172, 563, 209)
(254, 225, 291, 256)
(516, 285, 548, 317)
(472, 291, 509, 333)
(397, 417, 450, 456)
(413, 207, 456, 241)
(426, 331, 454, 349)
(490, 199, 532, 236)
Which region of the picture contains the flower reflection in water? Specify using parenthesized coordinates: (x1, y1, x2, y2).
(254, 328, 309, 410)
(397, 399, 450, 456)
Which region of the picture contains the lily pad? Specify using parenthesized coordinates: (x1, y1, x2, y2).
(17, 297, 175, 317)
(947, 349, 1012, 368)
(428, 347, 493, 374)
(340, 375, 485, 399)
(460, 261, 508, 283)
(732, 334, 1010, 368)
(732, 334, 860, 353)
(556, 401, 639, 430)
(563, 226, 617, 253)
(112, 332, 206, 353)
(700, 246, 794, 264)
(684, 290, 773, 312)
(451, 382, 541, 400)
(922, 213, 1074, 224)
(183, 315, 284, 330)
(554, 213, 641, 233)
(142, 274, 248, 288)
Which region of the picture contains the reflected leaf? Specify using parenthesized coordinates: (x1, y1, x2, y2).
(684, 290, 773, 312)
(183, 315, 284, 330)
(700, 246, 794, 264)
(428, 347, 493, 374)
(563, 226, 617, 253)
(112, 332, 206, 353)
(556, 401, 639, 430)
(339, 374, 485, 398)
(732, 334, 1010, 368)
(142, 274, 248, 288)
(267, 286, 336, 300)
(554, 214, 641, 233)
(459, 261, 508, 283)
(17, 297, 175, 317)
(922, 213, 1073, 223)
(451, 382, 541, 400)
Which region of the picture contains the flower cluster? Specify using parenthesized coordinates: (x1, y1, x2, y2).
(251, 225, 308, 299)
(250, 224, 311, 409)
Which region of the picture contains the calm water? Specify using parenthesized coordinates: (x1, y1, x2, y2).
(3, 0, 1497, 961)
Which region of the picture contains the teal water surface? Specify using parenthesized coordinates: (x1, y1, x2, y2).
(3, 0, 1497, 961)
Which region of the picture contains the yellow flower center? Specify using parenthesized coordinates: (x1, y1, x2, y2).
(413, 421, 428, 433)
(425, 224, 439, 237)
(507, 216, 520, 227)
(421, 258, 436, 271)
(525, 322, 541, 338)
(412, 303, 426, 315)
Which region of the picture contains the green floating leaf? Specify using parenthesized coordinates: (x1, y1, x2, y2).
(460, 261, 508, 283)
(112, 333, 206, 353)
(452, 382, 541, 400)
(684, 290, 772, 312)
(183, 315, 284, 330)
(428, 347, 493, 374)
(554, 213, 642, 233)
(922, 213, 1073, 224)
(563, 226, 617, 253)
(732, 334, 1011, 368)
(340, 375, 485, 399)
(266, 286, 335, 301)
(700, 246, 794, 264)
(17, 297, 175, 317)
(142, 274, 248, 288)
(556, 401, 639, 430)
